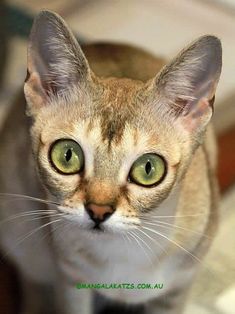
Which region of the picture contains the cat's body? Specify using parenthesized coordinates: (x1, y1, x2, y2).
(0, 11, 221, 314)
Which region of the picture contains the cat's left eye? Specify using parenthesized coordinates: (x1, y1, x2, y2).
(129, 153, 166, 187)
(49, 139, 84, 174)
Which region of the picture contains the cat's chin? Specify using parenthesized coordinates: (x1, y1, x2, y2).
(85, 222, 128, 236)
(91, 224, 104, 233)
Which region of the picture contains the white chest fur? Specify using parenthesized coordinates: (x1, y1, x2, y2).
(53, 186, 194, 303)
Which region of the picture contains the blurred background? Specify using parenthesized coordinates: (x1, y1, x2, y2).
(0, 0, 234, 313)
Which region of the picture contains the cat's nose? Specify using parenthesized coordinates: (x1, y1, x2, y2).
(85, 203, 114, 224)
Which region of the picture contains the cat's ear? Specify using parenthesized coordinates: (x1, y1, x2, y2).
(24, 10, 91, 115)
(152, 35, 222, 135)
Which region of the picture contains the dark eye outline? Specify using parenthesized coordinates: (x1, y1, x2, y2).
(128, 153, 167, 188)
(48, 138, 85, 175)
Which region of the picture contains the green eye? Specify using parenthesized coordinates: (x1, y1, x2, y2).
(129, 154, 166, 187)
(49, 139, 84, 174)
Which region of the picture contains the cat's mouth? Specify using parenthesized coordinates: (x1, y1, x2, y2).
(92, 223, 104, 232)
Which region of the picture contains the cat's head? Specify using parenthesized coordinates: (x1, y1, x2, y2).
(24, 11, 222, 234)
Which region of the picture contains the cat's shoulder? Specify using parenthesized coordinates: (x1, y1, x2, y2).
(82, 42, 165, 81)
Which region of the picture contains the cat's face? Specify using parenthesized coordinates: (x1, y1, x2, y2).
(25, 11, 222, 234)
(30, 77, 185, 233)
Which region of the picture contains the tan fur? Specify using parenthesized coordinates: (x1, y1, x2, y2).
(0, 10, 222, 314)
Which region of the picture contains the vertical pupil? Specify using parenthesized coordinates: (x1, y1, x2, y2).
(145, 161, 152, 175)
(65, 148, 72, 162)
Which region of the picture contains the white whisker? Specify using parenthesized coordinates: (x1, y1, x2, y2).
(1, 218, 62, 262)
(139, 213, 208, 219)
(128, 230, 154, 266)
(0, 193, 59, 206)
(0, 210, 58, 226)
(137, 228, 168, 257)
(141, 219, 211, 239)
(24, 213, 66, 222)
(141, 225, 203, 265)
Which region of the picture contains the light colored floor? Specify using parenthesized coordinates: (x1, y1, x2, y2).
(1, 0, 235, 313)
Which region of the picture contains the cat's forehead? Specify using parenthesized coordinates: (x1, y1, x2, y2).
(35, 76, 182, 187)
(41, 77, 153, 144)
(92, 77, 145, 145)
(38, 76, 176, 151)
(38, 92, 181, 167)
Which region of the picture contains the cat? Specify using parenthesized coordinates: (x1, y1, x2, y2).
(0, 10, 222, 314)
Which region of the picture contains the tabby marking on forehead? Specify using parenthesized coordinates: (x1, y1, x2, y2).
(95, 78, 144, 146)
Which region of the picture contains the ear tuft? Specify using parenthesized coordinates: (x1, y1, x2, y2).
(146, 35, 222, 139)
(155, 35, 222, 115)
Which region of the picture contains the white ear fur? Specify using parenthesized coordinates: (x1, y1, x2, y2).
(154, 35, 222, 134)
(24, 10, 91, 115)
(156, 35, 222, 108)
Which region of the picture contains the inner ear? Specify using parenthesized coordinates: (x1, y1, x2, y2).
(156, 36, 221, 109)
(24, 10, 92, 115)
(181, 98, 213, 134)
(150, 35, 222, 133)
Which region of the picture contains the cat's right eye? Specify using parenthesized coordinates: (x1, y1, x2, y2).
(49, 139, 84, 174)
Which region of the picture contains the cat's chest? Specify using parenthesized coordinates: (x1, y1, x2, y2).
(55, 225, 165, 278)
(56, 229, 193, 303)
(53, 187, 185, 302)
(54, 189, 179, 284)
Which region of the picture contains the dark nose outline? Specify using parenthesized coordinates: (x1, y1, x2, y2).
(85, 203, 115, 225)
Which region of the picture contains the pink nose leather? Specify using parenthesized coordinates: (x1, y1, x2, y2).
(86, 203, 114, 222)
